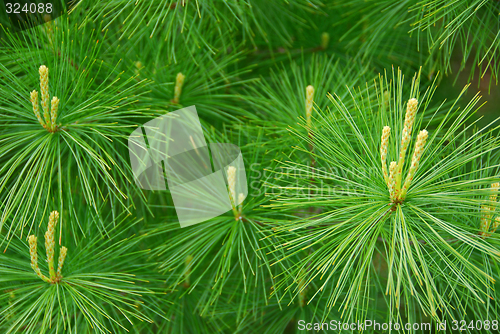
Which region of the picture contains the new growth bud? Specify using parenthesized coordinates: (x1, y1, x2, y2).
(480, 182, 500, 238)
(388, 161, 397, 201)
(227, 166, 236, 209)
(396, 98, 418, 191)
(56, 246, 68, 278)
(45, 211, 59, 279)
(379, 97, 427, 203)
(305, 85, 314, 129)
(380, 126, 391, 184)
(28, 235, 50, 283)
(321, 32, 329, 49)
(31, 65, 60, 132)
(50, 97, 60, 129)
(238, 193, 245, 215)
(400, 130, 428, 199)
(39, 65, 50, 125)
(30, 90, 45, 128)
(27, 211, 68, 283)
(172, 72, 186, 104)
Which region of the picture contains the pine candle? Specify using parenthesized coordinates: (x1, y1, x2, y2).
(380, 126, 391, 184)
(305, 85, 314, 129)
(28, 211, 68, 283)
(32, 65, 59, 132)
(28, 235, 50, 283)
(172, 72, 186, 104)
(380, 98, 427, 202)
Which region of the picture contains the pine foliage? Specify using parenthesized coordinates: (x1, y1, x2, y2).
(0, 1, 499, 333)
